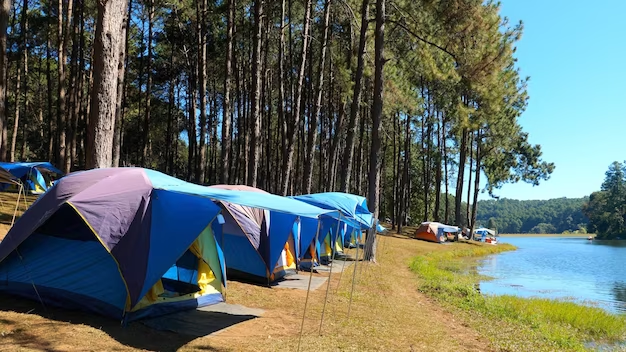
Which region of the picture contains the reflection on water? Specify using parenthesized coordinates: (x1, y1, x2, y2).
(613, 283, 626, 312)
(477, 237, 626, 314)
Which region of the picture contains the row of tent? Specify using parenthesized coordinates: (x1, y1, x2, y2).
(0, 167, 383, 323)
(414, 222, 496, 243)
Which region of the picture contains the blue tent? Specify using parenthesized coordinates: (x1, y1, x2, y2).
(0, 168, 226, 322)
(206, 185, 337, 285)
(0, 162, 64, 193)
(292, 193, 374, 267)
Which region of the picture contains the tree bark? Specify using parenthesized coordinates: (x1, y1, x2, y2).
(340, 0, 369, 192)
(470, 130, 482, 232)
(247, 0, 263, 187)
(57, 0, 72, 167)
(86, 0, 126, 169)
(303, 0, 331, 194)
(365, 0, 385, 261)
(0, 0, 8, 160)
(454, 127, 468, 226)
(280, 0, 311, 195)
(221, 0, 235, 184)
(45, 11, 53, 161)
(10, 48, 21, 163)
(113, 0, 131, 167)
(466, 129, 474, 225)
(434, 111, 442, 221)
(443, 112, 449, 223)
(142, 0, 153, 167)
(10, 0, 26, 163)
(66, 0, 82, 172)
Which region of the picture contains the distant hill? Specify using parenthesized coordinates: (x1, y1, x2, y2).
(476, 197, 589, 234)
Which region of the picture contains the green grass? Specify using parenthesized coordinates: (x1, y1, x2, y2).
(410, 244, 626, 351)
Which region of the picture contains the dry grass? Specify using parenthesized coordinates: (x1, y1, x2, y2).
(0, 197, 495, 352)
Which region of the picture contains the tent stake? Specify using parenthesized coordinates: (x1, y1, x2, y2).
(319, 214, 343, 335)
(297, 219, 322, 352)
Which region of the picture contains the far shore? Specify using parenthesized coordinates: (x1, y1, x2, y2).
(498, 233, 593, 238)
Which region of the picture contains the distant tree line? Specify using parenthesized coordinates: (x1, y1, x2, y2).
(583, 161, 626, 239)
(476, 197, 588, 234)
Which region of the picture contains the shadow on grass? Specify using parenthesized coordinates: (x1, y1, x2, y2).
(0, 293, 232, 352)
(0, 213, 17, 225)
(378, 232, 415, 240)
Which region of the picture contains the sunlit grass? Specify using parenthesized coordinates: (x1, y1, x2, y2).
(410, 244, 626, 351)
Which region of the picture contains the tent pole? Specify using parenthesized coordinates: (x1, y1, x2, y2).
(297, 218, 322, 352)
(319, 214, 342, 335)
(11, 184, 22, 227)
(347, 228, 361, 319)
(22, 184, 28, 210)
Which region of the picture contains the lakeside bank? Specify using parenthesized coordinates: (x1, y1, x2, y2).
(410, 239, 626, 351)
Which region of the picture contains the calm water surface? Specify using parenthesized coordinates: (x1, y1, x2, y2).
(477, 236, 626, 314)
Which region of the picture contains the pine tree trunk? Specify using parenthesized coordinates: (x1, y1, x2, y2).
(46, 14, 54, 161)
(221, 0, 235, 184)
(0, 0, 8, 161)
(37, 56, 44, 152)
(81, 50, 93, 168)
(365, 0, 384, 261)
(434, 110, 442, 221)
(57, 0, 72, 168)
(280, 0, 311, 195)
(165, 48, 174, 173)
(66, 0, 82, 172)
(466, 129, 474, 225)
(247, 0, 263, 187)
(86, 0, 126, 169)
(399, 114, 410, 233)
(11, 0, 29, 163)
(142, 0, 153, 167)
(303, 0, 331, 194)
(340, 0, 369, 192)
(420, 87, 427, 221)
(10, 52, 21, 163)
(470, 130, 482, 232)
(392, 112, 398, 229)
(454, 127, 468, 226)
(74, 10, 85, 168)
(113, 0, 131, 167)
(443, 112, 449, 223)
(187, 74, 197, 180)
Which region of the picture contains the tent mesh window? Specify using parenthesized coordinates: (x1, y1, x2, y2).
(160, 250, 202, 297)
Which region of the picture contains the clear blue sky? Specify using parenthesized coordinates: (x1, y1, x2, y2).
(475, 0, 626, 201)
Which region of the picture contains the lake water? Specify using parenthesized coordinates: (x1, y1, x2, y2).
(477, 236, 626, 314)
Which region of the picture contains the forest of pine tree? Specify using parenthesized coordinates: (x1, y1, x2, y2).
(0, 0, 554, 230)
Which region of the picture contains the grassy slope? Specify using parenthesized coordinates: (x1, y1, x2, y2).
(410, 241, 626, 351)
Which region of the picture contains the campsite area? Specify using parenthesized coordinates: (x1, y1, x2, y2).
(0, 192, 493, 352)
